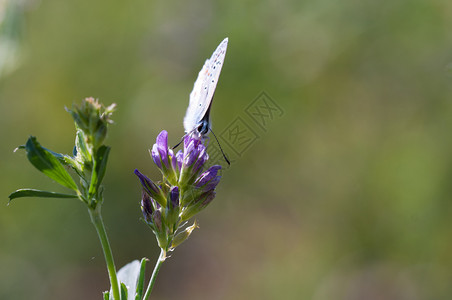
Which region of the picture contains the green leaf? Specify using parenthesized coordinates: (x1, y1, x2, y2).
(117, 260, 141, 299)
(120, 283, 128, 300)
(94, 145, 110, 190)
(8, 189, 78, 201)
(102, 291, 110, 300)
(23, 137, 78, 191)
(87, 145, 110, 199)
(135, 258, 147, 300)
(46, 147, 78, 168)
(41, 146, 84, 177)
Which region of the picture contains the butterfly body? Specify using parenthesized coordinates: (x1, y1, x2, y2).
(184, 38, 228, 140)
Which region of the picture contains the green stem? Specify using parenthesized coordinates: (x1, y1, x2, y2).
(143, 249, 166, 300)
(89, 207, 120, 300)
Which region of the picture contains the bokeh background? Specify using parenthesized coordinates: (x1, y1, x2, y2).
(2, 0, 452, 299)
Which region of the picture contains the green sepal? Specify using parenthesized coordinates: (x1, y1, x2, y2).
(154, 216, 169, 250)
(165, 189, 180, 233)
(93, 121, 107, 149)
(22, 136, 78, 191)
(171, 220, 198, 249)
(178, 164, 200, 190)
(135, 258, 147, 300)
(180, 201, 204, 222)
(120, 283, 128, 300)
(8, 188, 78, 201)
(141, 217, 157, 233)
(164, 208, 179, 235)
(180, 188, 201, 207)
(67, 105, 88, 133)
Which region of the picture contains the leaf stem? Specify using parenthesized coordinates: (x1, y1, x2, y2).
(89, 206, 120, 300)
(143, 249, 166, 300)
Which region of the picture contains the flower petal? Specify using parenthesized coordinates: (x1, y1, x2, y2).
(169, 149, 178, 172)
(195, 165, 222, 188)
(176, 150, 183, 169)
(151, 144, 162, 168)
(141, 189, 154, 223)
(156, 130, 168, 151)
(134, 169, 161, 198)
(156, 130, 169, 168)
(169, 186, 179, 208)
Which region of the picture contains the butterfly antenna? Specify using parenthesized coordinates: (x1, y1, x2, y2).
(209, 128, 231, 166)
(172, 134, 186, 149)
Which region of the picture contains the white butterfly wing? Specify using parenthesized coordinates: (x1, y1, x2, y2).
(184, 38, 228, 135)
(183, 59, 210, 133)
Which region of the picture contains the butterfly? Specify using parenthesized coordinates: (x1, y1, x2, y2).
(183, 37, 228, 140)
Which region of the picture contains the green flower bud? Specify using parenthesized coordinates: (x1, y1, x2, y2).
(180, 191, 216, 222)
(66, 97, 116, 151)
(171, 220, 198, 249)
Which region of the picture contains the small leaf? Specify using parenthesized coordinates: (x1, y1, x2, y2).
(116, 260, 141, 299)
(23, 136, 78, 191)
(103, 291, 110, 300)
(135, 258, 147, 300)
(9, 189, 78, 201)
(120, 283, 128, 300)
(75, 130, 92, 169)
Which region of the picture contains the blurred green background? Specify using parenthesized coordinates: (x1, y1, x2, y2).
(2, 0, 452, 299)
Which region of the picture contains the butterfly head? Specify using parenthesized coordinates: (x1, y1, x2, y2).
(197, 119, 210, 136)
(185, 120, 209, 143)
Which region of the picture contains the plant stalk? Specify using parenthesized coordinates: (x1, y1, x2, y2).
(89, 206, 120, 300)
(143, 249, 166, 300)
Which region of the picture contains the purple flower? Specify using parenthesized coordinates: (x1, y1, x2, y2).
(170, 149, 178, 172)
(134, 169, 160, 197)
(169, 186, 179, 209)
(151, 130, 169, 168)
(153, 209, 163, 231)
(200, 191, 216, 206)
(195, 165, 222, 192)
(135, 129, 224, 249)
(203, 176, 221, 191)
(176, 150, 183, 169)
(141, 190, 154, 223)
(177, 133, 213, 186)
(134, 169, 167, 207)
(193, 147, 209, 174)
(182, 135, 206, 168)
(150, 130, 179, 184)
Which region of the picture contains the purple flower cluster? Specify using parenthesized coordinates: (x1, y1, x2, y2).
(135, 130, 222, 251)
(148, 130, 214, 187)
